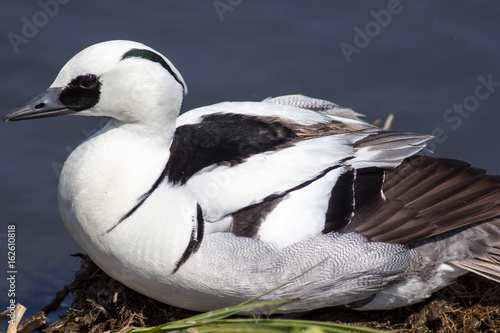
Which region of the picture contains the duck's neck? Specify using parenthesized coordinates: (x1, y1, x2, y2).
(58, 116, 197, 274)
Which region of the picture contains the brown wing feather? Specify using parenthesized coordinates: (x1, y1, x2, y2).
(343, 155, 500, 245)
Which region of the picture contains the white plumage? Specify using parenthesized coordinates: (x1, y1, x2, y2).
(4, 40, 500, 313)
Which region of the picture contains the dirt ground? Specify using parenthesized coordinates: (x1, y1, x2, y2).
(44, 255, 500, 333)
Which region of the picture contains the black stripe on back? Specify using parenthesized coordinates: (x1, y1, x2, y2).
(106, 113, 298, 232)
(121, 48, 186, 92)
(166, 113, 297, 184)
(173, 204, 205, 273)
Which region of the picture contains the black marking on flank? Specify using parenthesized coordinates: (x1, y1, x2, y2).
(231, 158, 353, 238)
(231, 196, 285, 238)
(121, 48, 186, 92)
(166, 113, 298, 185)
(59, 74, 101, 111)
(173, 204, 205, 273)
(323, 167, 387, 234)
(323, 169, 355, 233)
(353, 167, 386, 211)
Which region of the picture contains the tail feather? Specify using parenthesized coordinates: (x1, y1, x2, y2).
(451, 256, 500, 284)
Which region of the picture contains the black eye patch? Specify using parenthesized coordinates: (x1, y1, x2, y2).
(59, 74, 101, 111)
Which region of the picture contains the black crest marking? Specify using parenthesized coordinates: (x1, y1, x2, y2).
(59, 74, 101, 111)
(166, 113, 297, 185)
(121, 48, 186, 92)
(173, 204, 205, 273)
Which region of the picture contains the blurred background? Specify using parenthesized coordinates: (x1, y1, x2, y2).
(1, 0, 499, 325)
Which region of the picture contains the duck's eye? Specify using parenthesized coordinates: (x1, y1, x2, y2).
(79, 74, 98, 89)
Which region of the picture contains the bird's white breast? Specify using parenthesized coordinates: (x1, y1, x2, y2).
(57, 120, 196, 275)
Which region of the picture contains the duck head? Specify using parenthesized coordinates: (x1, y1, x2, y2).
(4, 40, 187, 126)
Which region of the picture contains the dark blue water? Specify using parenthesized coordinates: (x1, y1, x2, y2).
(1, 0, 500, 325)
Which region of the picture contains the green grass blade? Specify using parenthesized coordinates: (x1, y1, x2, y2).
(130, 309, 391, 333)
(217, 318, 392, 332)
(130, 299, 296, 333)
